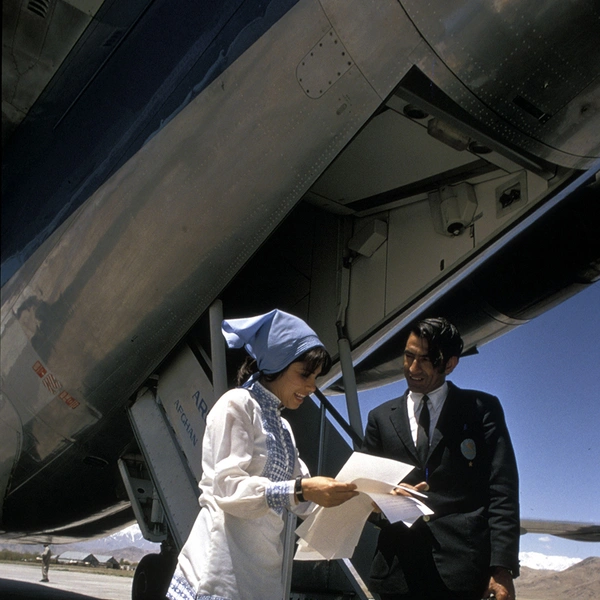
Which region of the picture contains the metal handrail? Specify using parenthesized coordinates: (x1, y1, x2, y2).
(313, 388, 364, 448)
(299, 389, 373, 600)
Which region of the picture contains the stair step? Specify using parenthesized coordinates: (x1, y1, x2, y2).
(290, 593, 356, 600)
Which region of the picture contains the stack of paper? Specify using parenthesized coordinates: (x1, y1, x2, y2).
(295, 452, 433, 560)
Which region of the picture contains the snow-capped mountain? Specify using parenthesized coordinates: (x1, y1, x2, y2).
(99, 524, 160, 551)
(519, 551, 582, 571)
(3, 525, 594, 574)
(515, 557, 600, 600)
(94, 531, 586, 573)
(77, 524, 160, 554)
(62, 529, 593, 573)
(0, 524, 160, 563)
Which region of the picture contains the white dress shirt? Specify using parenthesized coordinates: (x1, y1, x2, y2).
(408, 382, 449, 445)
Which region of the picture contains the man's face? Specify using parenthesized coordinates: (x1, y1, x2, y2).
(403, 333, 457, 394)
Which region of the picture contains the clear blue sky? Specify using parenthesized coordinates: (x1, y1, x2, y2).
(331, 281, 600, 559)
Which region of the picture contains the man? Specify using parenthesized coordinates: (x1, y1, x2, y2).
(41, 544, 51, 582)
(362, 317, 519, 600)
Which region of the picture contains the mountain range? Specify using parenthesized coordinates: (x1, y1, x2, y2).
(65, 524, 161, 562)
(1, 524, 160, 564)
(515, 556, 600, 600)
(2, 525, 599, 596)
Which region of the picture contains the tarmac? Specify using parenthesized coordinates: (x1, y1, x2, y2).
(0, 562, 133, 600)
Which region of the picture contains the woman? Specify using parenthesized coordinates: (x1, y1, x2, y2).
(167, 309, 358, 600)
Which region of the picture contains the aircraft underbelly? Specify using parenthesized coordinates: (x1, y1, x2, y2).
(399, 0, 600, 166)
(0, 0, 425, 532)
(1, 0, 599, 540)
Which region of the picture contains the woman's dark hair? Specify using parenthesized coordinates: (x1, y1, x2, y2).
(410, 317, 464, 370)
(236, 346, 332, 386)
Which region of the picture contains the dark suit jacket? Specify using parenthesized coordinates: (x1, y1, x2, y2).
(362, 381, 520, 596)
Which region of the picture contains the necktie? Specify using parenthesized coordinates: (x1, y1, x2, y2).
(416, 395, 430, 465)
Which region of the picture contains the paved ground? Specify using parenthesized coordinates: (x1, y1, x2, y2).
(0, 562, 133, 600)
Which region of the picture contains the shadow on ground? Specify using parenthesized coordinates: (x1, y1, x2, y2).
(0, 577, 106, 600)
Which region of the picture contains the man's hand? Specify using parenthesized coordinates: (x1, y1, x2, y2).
(301, 476, 359, 507)
(371, 481, 429, 513)
(483, 567, 515, 600)
(393, 481, 429, 497)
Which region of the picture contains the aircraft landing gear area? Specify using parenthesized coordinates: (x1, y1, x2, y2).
(132, 553, 177, 600)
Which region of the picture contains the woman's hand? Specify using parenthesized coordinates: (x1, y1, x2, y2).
(301, 476, 359, 507)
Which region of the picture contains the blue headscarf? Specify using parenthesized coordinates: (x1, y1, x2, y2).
(221, 310, 324, 377)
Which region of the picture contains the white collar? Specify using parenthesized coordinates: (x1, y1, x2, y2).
(408, 381, 449, 410)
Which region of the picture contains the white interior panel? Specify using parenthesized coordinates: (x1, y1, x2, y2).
(385, 200, 473, 315)
(346, 229, 389, 340)
(309, 109, 476, 204)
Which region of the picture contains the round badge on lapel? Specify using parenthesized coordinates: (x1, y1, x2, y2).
(461, 438, 476, 461)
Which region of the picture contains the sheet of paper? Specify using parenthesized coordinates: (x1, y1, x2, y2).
(336, 451, 414, 487)
(295, 494, 374, 560)
(369, 492, 433, 526)
(294, 452, 434, 560)
(351, 478, 396, 494)
(295, 538, 328, 561)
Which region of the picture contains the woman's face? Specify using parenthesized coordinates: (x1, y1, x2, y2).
(263, 361, 322, 410)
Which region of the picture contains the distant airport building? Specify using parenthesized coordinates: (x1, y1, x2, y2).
(95, 554, 121, 569)
(56, 551, 120, 568)
(57, 552, 98, 567)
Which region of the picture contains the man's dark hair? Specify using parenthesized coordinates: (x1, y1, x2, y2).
(410, 317, 464, 370)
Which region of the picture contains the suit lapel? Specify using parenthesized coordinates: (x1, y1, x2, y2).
(386, 384, 465, 465)
(389, 391, 420, 463)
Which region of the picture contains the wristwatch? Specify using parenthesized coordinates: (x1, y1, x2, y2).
(295, 475, 306, 503)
